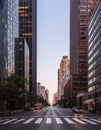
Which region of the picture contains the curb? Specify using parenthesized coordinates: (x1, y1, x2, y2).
(10, 109, 24, 114)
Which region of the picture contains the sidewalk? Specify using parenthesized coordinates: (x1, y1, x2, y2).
(83, 109, 101, 117)
(0, 109, 24, 117)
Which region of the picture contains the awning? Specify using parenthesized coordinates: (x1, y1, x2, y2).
(76, 93, 86, 98)
(83, 98, 94, 104)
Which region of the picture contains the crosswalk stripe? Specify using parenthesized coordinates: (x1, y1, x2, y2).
(90, 119, 101, 123)
(55, 118, 63, 124)
(35, 118, 43, 124)
(0, 119, 8, 123)
(64, 118, 74, 124)
(22, 118, 34, 124)
(82, 119, 98, 125)
(46, 118, 52, 124)
(2, 118, 17, 124)
(73, 118, 86, 124)
(0, 117, 101, 125)
(12, 118, 25, 124)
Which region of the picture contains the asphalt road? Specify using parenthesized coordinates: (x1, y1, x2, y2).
(0, 106, 101, 130)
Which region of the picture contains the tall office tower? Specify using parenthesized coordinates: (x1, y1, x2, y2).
(15, 38, 29, 91)
(58, 56, 69, 99)
(88, 1, 101, 108)
(0, 0, 18, 80)
(70, 0, 99, 98)
(19, 0, 37, 93)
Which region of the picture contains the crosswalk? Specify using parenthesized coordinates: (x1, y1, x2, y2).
(0, 117, 101, 125)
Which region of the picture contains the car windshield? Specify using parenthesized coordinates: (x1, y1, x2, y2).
(34, 104, 40, 107)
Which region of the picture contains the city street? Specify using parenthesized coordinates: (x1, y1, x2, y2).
(0, 106, 101, 130)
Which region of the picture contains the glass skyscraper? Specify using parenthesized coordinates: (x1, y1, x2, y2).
(88, 1, 101, 100)
(0, 0, 18, 79)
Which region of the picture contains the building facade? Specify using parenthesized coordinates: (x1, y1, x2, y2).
(37, 83, 49, 102)
(53, 92, 58, 105)
(41, 86, 45, 99)
(70, 0, 99, 99)
(45, 89, 49, 103)
(58, 56, 69, 99)
(19, 0, 37, 93)
(87, 1, 101, 112)
(0, 0, 18, 80)
(64, 78, 72, 99)
(37, 82, 42, 96)
(61, 73, 70, 98)
(15, 38, 29, 91)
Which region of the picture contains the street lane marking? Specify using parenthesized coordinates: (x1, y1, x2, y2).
(12, 118, 25, 124)
(90, 119, 101, 123)
(64, 118, 74, 124)
(73, 118, 87, 124)
(34, 118, 43, 124)
(82, 119, 98, 125)
(22, 118, 34, 124)
(55, 118, 63, 124)
(46, 118, 52, 124)
(2, 118, 17, 124)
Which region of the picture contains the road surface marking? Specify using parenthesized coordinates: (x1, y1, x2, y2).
(1, 117, 101, 126)
(35, 118, 43, 124)
(0, 119, 8, 123)
(22, 118, 34, 124)
(82, 119, 98, 125)
(2, 118, 17, 124)
(73, 118, 87, 124)
(55, 118, 63, 124)
(64, 118, 74, 124)
(12, 118, 25, 124)
(46, 118, 52, 124)
(90, 119, 101, 123)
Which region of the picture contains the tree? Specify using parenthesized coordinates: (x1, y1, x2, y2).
(57, 98, 69, 107)
(0, 74, 28, 110)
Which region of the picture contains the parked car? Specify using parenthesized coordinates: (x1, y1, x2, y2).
(72, 107, 83, 114)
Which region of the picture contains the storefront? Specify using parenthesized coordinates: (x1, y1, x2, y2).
(83, 98, 101, 113)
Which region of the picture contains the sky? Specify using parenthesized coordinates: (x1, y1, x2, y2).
(37, 0, 70, 103)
